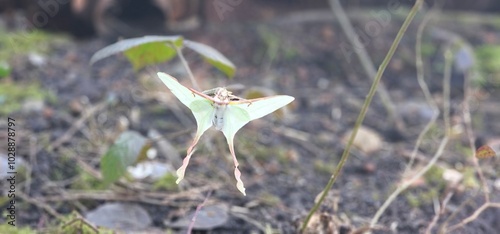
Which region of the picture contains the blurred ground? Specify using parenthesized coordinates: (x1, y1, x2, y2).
(1, 1, 500, 233)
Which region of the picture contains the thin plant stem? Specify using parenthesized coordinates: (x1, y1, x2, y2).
(425, 191, 453, 234)
(447, 203, 500, 232)
(462, 69, 490, 201)
(405, 2, 440, 173)
(300, 0, 424, 232)
(187, 190, 213, 234)
(329, 0, 404, 130)
(175, 45, 201, 90)
(369, 47, 453, 228)
(418, 28, 491, 200)
(439, 195, 476, 233)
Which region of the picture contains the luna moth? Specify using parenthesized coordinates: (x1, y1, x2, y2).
(157, 72, 294, 195)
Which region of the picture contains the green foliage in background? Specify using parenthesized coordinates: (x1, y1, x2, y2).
(100, 131, 151, 185)
(0, 223, 35, 234)
(475, 45, 500, 86)
(91, 35, 236, 78)
(0, 82, 55, 115)
(0, 29, 56, 60)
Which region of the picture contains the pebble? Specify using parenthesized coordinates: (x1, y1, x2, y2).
(343, 126, 383, 155)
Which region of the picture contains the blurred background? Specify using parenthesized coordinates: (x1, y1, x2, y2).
(1, 0, 500, 233)
(2, 0, 500, 38)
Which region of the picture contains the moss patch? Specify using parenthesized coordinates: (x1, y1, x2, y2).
(0, 223, 36, 234)
(0, 81, 55, 115)
(153, 172, 179, 191)
(0, 29, 66, 61)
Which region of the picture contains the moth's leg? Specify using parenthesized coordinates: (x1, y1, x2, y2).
(188, 87, 219, 102)
(229, 96, 253, 106)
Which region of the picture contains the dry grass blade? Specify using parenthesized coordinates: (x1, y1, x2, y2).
(329, 0, 404, 130)
(405, 4, 440, 172)
(424, 189, 454, 234)
(175, 45, 200, 90)
(47, 100, 110, 151)
(462, 55, 490, 201)
(369, 46, 454, 228)
(447, 203, 500, 232)
(17, 190, 63, 220)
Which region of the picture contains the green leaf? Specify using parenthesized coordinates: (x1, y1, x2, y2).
(0, 61, 11, 78)
(100, 131, 151, 185)
(123, 42, 176, 71)
(184, 40, 236, 78)
(90, 35, 184, 70)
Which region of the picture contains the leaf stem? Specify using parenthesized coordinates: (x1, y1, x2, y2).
(175, 45, 201, 90)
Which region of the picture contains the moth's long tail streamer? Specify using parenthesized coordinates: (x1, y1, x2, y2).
(176, 135, 201, 184)
(227, 137, 246, 196)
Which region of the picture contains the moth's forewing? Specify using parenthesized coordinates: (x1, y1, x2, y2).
(229, 95, 295, 121)
(157, 72, 204, 107)
(157, 72, 217, 184)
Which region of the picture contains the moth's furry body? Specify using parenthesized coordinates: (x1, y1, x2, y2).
(202, 87, 246, 131)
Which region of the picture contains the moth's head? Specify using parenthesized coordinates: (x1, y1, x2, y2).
(214, 87, 232, 102)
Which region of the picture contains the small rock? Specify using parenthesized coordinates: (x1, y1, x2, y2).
(166, 204, 229, 230)
(343, 126, 383, 155)
(398, 101, 436, 124)
(85, 203, 152, 231)
(442, 168, 463, 186)
(28, 53, 46, 67)
(21, 99, 45, 113)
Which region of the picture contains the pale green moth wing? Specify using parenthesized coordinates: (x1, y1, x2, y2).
(221, 95, 294, 195)
(235, 95, 295, 121)
(156, 72, 214, 183)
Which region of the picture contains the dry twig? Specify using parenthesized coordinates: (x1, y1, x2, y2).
(405, 4, 440, 172)
(17, 190, 63, 220)
(370, 46, 454, 228)
(47, 100, 110, 151)
(329, 0, 404, 130)
(424, 189, 454, 234)
(447, 203, 500, 232)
